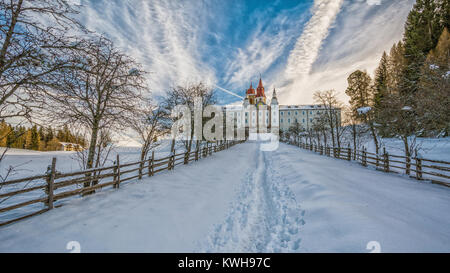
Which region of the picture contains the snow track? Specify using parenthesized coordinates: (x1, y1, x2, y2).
(203, 144, 304, 253)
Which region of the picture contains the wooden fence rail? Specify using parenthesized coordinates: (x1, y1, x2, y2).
(0, 140, 244, 227)
(282, 140, 450, 188)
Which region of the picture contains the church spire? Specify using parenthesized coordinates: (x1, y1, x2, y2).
(271, 88, 278, 106)
(246, 82, 255, 95)
(256, 76, 265, 98)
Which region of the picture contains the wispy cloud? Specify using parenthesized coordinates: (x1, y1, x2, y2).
(222, 2, 310, 91)
(78, 0, 217, 96)
(283, 0, 343, 80)
(75, 0, 416, 105)
(276, 0, 415, 104)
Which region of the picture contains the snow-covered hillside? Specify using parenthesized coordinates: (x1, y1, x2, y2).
(0, 141, 449, 253)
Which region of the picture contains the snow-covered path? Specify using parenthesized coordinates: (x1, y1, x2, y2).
(0, 141, 449, 253)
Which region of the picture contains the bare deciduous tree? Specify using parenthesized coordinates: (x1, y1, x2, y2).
(0, 0, 86, 119)
(131, 101, 171, 163)
(313, 90, 343, 148)
(163, 82, 216, 154)
(33, 37, 147, 183)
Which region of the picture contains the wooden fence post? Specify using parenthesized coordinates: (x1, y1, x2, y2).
(383, 147, 389, 173)
(138, 159, 143, 180)
(405, 153, 411, 176)
(347, 145, 351, 161)
(148, 151, 154, 177)
(415, 149, 423, 180)
(376, 153, 379, 169)
(46, 157, 57, 210)
(195, 147, 199, 161)
(169, 150, 175, 170)
(184, 149, 189, 165)
(363, 147, 367, 167)
(116, 154, 121, 189)
(113, 158, 118, 188)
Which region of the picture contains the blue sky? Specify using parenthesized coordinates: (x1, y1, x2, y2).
(76, 0, 416, 105)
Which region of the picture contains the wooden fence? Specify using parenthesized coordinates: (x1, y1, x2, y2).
(282, 140, 450, 188)
(0, 140, 244, 227)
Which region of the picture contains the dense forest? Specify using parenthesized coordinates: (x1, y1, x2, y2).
(0, 122, 86, 151)
(346, 0, 449, 158)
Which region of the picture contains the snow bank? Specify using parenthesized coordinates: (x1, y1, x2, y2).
(357, 107, 372, 115)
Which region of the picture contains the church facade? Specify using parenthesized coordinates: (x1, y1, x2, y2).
(224, 77, 341, 133)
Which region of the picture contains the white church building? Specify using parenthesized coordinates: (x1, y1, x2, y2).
(224, 77, 341, 133)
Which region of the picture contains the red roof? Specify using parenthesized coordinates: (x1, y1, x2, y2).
(256, 78, 265, 98)
(246, 83, 255, 95)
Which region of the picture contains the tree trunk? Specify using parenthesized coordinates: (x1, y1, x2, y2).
(368, 122, 379, 165)
(86, 122, 99, 170)
(402, 135, 411, 175)
(140, 145, 147, 162)
(329, 120, 335, 148)
(84, 121, 99, 192)
(335, 113, 341, 149)
(170, 138, 176, 154)
(188, 138, 193, 154)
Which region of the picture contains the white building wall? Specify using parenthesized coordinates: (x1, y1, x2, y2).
(223, 104, 340, 133)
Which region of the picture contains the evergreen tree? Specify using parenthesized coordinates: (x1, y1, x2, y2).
(16, 127, 26, 149)
(38, 127, 45, 142)
(345, 70, 380, 156)
(346, 70, 374, 116)
(45, 127, 54, 145)
(63, 124, 71, 142)
(0, 121, 10, 147)
(417, 27, 450, 136)
(24, 129, 33, 150)
(46, 137, 61, 151)
(402, 0, 448, 96)
(6, 125, 14, 147)
(387, 42, 407, 94)
(30, 125, 40, 150)
(373, 51, 389, 109)
(56, 129, 65, 142)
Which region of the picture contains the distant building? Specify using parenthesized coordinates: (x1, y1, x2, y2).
(59, 142, 84, 152)
(224, 77, 341, 133)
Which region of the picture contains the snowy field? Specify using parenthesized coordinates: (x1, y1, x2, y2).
(0, 140, 190, 223)
(0, 141, 449, 253)
(0, 140, 184, 181)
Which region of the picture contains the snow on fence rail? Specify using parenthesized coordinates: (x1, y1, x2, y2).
(0, 140, 244, 227)
(282, 140, 450, 188)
